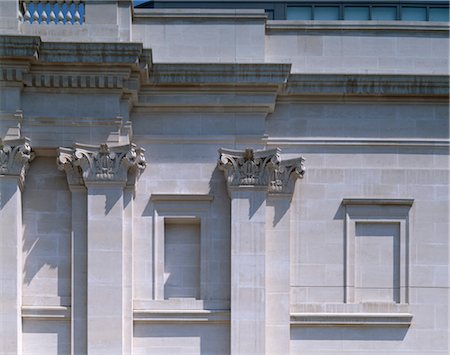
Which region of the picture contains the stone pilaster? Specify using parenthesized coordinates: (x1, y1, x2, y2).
(57, 148, 87, 355)
(58, 143, 146, 355)
(0, 137, 34, 355)
(218, 147, 304, 355)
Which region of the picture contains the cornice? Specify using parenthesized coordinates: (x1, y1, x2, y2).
(0, 35, 152, 94)
(264, 138, 450, 148)
(133, 8, 267, 20)
(149, 63, 291, 85)
(284, 74, 450, 98)
(0, 35, 40, 59)
(267, 20, 450, 36)
(38, 42, 147, 65)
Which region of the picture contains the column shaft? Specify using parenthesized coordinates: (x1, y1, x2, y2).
(265, 196, 292, 354)
(71, 187, 87, 355)
(230, 189, 267, 355)
(86, 185, 127, 355)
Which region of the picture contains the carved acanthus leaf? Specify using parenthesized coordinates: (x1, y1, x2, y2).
(218, 148, 280, 187)
(0, 137, 35, 186)
(218, 147, 305, 195)
(57, 143, 146, 187)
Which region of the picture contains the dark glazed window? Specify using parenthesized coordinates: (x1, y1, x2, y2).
(287, 6, 312, 20)
(314, 6, 340, 20)
(402, 6, 427, 21)
(344, 6, 370, 20)
(372, 6, 398, 21)
(429, 7, 449, 21)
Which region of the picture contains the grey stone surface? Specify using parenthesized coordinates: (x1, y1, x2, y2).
(0, 1, 448, 354)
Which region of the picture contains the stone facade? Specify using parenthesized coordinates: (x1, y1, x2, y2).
(0, 1, 449, 354)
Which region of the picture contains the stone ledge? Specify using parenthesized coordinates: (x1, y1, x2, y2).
(290, 312, 413, 327)
(133, 309, 230, 324)
(264, 137, 450, 148)
(267, 20, 450, 35)
(149, 63, 291, 85)
(150, 194, 214, 202)
(285, 74, 450, 97)
(22, 306, 71, 321)
(134, 8, 267, 20)
(0, 35, 152, 67)
(0, 35, 40, 59)
(342, 198, 414, 206)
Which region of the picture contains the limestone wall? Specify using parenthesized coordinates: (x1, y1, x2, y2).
(0, 3, 448, 354)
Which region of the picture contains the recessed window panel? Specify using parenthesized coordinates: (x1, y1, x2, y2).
(314, 6, 340, 21)
(344, 6, 370, 20)
(429, 7, 449, 22)
(402, 6, 427, 21)
(287, 6, 312, 20)
(164, 220, 201, 299)
(372, 6, 397, 21)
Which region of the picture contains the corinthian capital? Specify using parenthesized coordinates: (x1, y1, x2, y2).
(218, 148, 280, 188)
(0, 137, 35, 188)
(57, 143, 146, 188)
(218, 147, 305, 195)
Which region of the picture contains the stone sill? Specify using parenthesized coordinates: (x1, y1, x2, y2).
(133, 299, 230, 323)
(290, 312, 413, 327)
(22, 306, 70, 320)
(133, 309, 230, 323)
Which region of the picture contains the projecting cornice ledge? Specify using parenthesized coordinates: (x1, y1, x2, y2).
(284, 74, 449, 98)
(149, 63, 291, 85)
(0, 35, 152, 68)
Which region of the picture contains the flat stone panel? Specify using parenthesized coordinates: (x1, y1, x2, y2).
(164, 222, 201, 299)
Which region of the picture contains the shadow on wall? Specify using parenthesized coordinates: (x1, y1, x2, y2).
(0, 182, 16, 209)
(88, 187, 122, 215)
(23, 319, 70, 354)
(291, 326, 409, 341)
(134, 323, 230, 354)
(22, 157, 71, 306)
